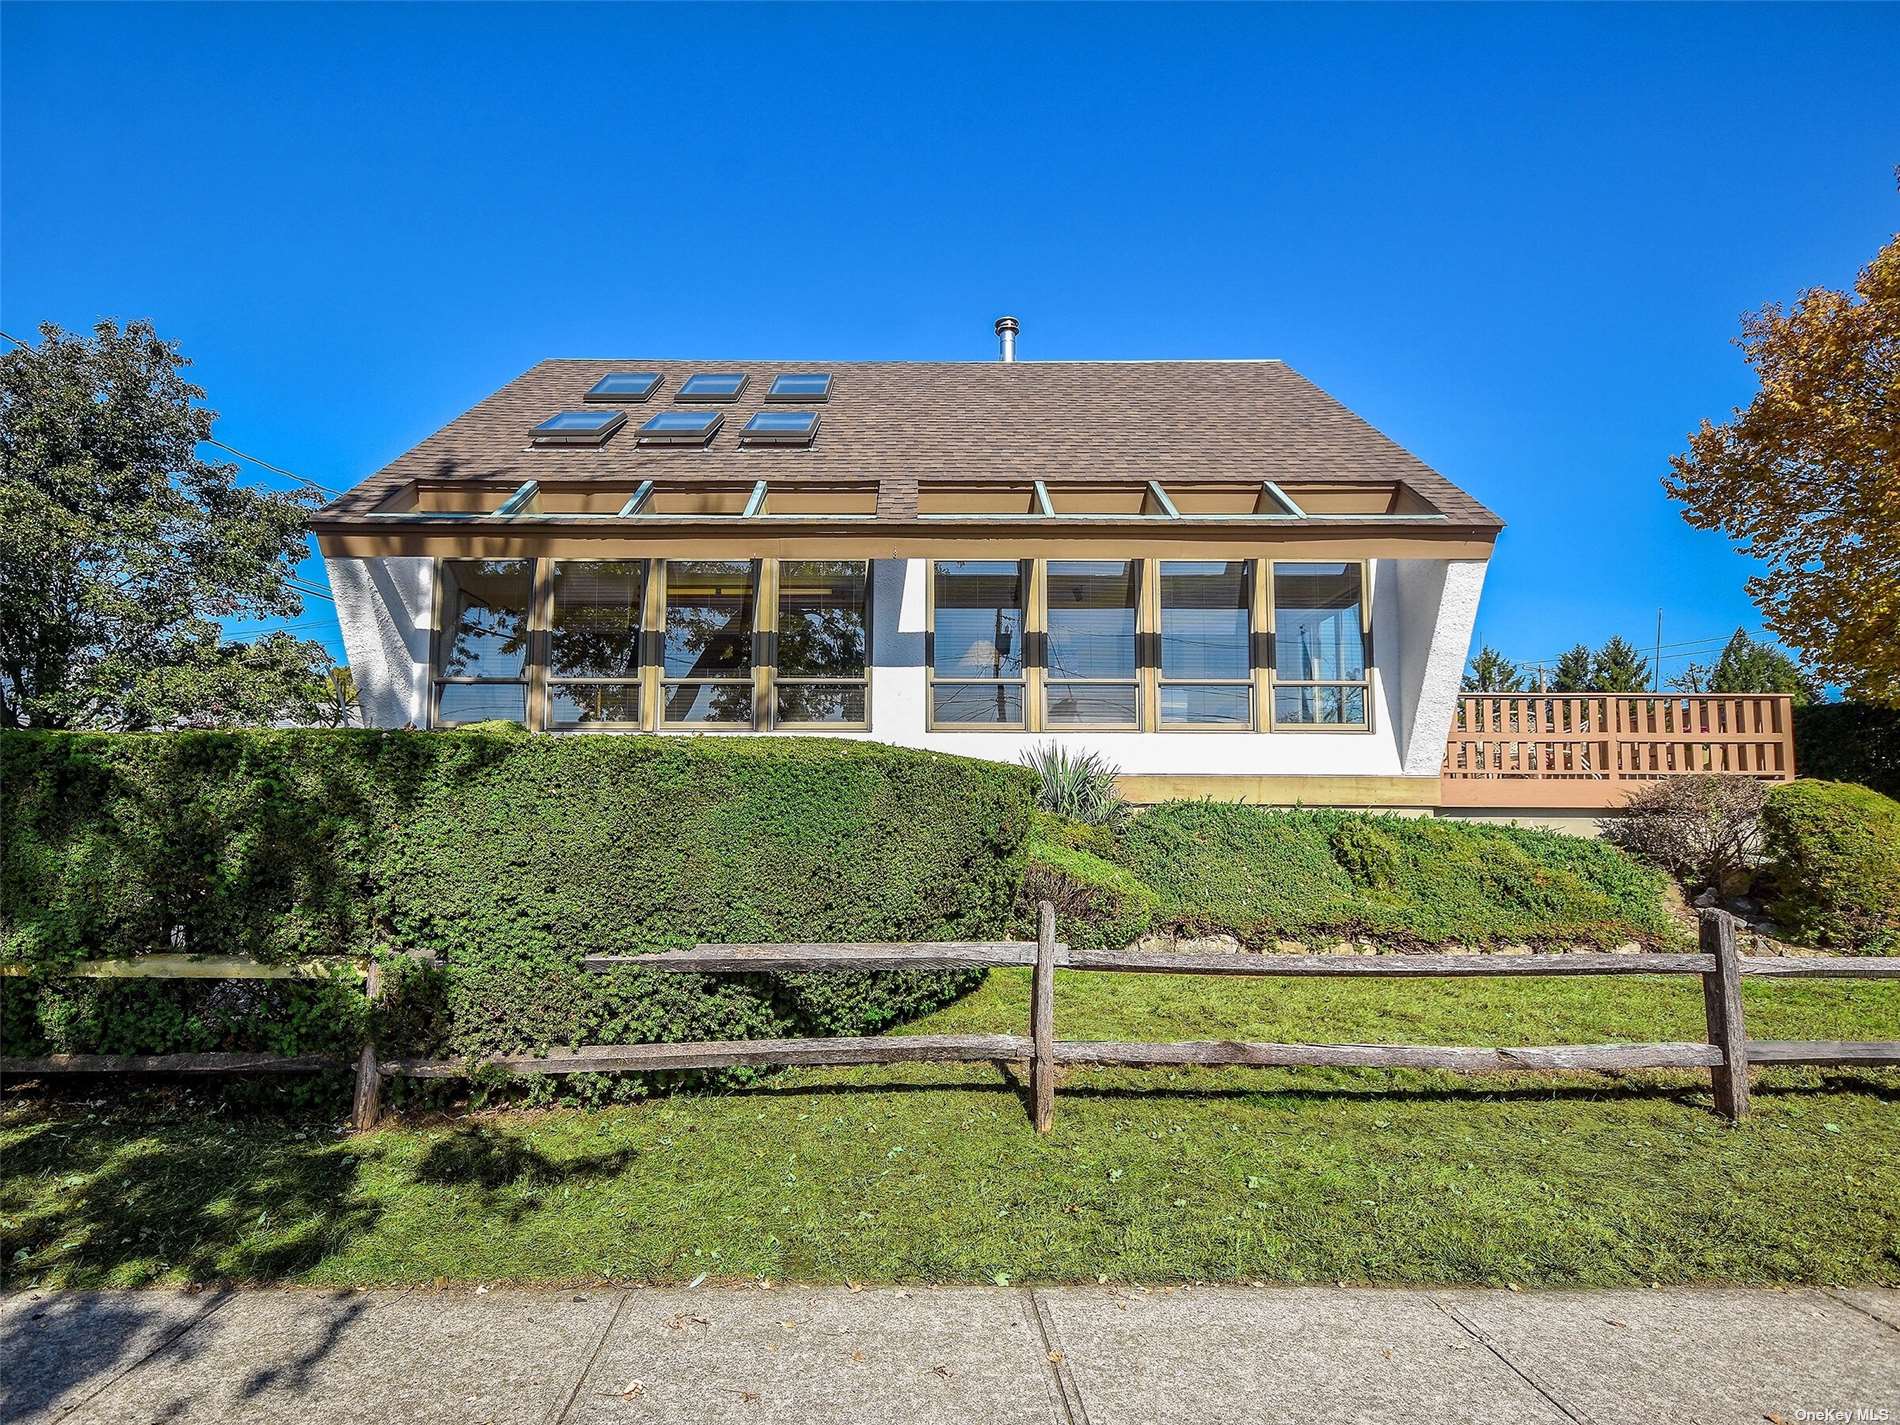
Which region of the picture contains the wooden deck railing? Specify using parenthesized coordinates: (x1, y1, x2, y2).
(1441, 693, 1796, 808)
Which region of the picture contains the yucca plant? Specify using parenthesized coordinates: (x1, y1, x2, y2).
(1019, 742, 1130, 829)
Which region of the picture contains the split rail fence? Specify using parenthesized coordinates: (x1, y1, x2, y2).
(6, 908, 1897, 1133)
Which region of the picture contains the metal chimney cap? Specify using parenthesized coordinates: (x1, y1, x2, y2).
(994, 315, 1020, 335)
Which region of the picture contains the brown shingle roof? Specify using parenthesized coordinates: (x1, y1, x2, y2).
(320, 358, 1500, 529)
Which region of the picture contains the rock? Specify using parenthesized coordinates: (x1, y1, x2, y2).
(1273, 940, 1307, 955)
(1134, 934, 1175, 954)
(1442, 945, 1475, 956)
(1326, 941, 1355, 956)
(1692, 888, 1720, 909)
(1176, 934, 1241, 956)
(1496, 943, 1531, 956)
(1611, 942, 1643, 955)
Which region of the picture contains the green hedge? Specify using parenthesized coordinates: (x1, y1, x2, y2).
(1793, 703, 1900, 801)
(1761, 779, 1900, 954)
(1108, 803, 1678, 949)
(1014, 815, 1159, 950)
(2, 731, 1035, 1072)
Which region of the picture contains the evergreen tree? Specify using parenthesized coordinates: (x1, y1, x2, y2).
(1709, 628, 1822, 704)
(1462, 644, 1525, 692)
(1550, 643, 1595, 692)
(1592, 636, 1654, 693)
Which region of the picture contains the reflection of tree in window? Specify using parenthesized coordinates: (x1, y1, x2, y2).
(664, 560, 754, 724)
(439, 561, 531, 678)
(550, 561, 643, 678)
(777, 561, 868, 724)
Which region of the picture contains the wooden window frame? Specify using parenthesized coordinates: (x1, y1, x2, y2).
(1153, 558, 1255, 732)
(925, 558, 1034, 732)
(543, 558, 648, 732)
(657, 558, 763, 733)
(771, 558, 874, 733)
(430, 557, 538, 729)
(1041, 558, 1145, 733)
(1263, 558, 1375, 734)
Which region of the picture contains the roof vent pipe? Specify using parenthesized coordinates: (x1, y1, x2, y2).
(994, 315, 1019, 363)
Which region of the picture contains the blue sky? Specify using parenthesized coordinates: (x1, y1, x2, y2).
(4, 2, 1895, 683)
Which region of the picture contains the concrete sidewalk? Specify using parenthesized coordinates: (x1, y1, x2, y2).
(4, 1285, 1895, 1425)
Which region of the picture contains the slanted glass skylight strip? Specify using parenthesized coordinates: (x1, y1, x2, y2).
(585, 372, 663, 403)
(766, 373, 832, 402)
(677, 373, 748, 402)
(531, 410, 626, 446)
(637, 410, 724, 445)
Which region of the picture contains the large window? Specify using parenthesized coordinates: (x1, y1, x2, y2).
(931, 560, 1026, 727)
(662, 560, 757, 725)
(548, 560, 645, 728)
(434, 559, 533, 725)
(776, 560, 870, 726)
(1158, 561, 1252, 728)
(1043, 560, 1139, 728)
(1271, 562, 1369, 728)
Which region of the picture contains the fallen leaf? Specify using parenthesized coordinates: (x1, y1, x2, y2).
(687, 1272, 708, 1289)
(610, 1381, 644, 1400)
(1047, 1350, 1065, 1365)
(931, 1365, 952, 1379)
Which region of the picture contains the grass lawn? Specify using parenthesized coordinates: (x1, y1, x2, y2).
(4, 968, 1897, 1290)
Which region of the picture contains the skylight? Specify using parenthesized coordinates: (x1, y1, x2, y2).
(677, 373, 748, 402)
(740, 411, 820, 447)
(637, 410, 725, 445)
(531, 410, 626, 446)
(766, 373, 832, 402)
(584, 372, 662, 403)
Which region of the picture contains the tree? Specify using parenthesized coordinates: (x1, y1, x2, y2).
(1708, 628, 1823, 704)
(1463, 644, 1524, 692)
(0, 319, 331, 729)
(1664, 211, 1900, 705)
(1591, 636, 1653, 693)
(1550, 643, 1595, 693)
(1670, 662, 1712, 694)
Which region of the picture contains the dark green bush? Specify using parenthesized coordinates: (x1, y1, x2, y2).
(1110, 802, 1678, 949)
(1, 731, 1035, 1072)
(1760, 779, 1900, 953)
(1794, 703, 1900, 801)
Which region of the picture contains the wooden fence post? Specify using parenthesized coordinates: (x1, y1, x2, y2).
(1031, 900, 1056, 1133)
(1699, 909, 1750, 1121)
(351, 960, 384, 1133)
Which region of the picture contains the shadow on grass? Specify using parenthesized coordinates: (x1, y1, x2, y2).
(690, 1063, 1900, 1114)
(409, 1124, 641, 1224)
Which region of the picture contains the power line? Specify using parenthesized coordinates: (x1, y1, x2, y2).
(0, 326, 340, 498)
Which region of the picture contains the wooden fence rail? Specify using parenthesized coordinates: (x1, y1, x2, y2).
(7, 908, 1897, 1134)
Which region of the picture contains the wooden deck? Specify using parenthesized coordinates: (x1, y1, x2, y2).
(1441, 693, 1796, 809)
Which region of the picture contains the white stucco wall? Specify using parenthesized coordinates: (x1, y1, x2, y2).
(327, 554, 1485, 785)
(1390, 558, 1487, 775)
(326, 556, 432, 729)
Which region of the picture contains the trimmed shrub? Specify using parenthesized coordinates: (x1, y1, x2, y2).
(1114, 802, 1678, 949)
(1, 731, 1036, 1068)
(1760, 779, 1900, 953)
(1794, 704, 1900, 801)
(1607, 775, 1767, 896)
(1015, 821, 1159, 950)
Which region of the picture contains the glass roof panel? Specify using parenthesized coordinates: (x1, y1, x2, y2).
(677, 373, 748, 401)
(767, 373, 832, 401)
(535, 410, 622, 433)
(585, 372, 662, 402)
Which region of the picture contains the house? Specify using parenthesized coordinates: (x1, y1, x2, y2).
(313, 319, 1502, 809)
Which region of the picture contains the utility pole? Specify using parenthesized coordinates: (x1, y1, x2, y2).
(1653, 609, 1663, 693)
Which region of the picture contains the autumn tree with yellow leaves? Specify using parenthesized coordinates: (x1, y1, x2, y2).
(1665, 206, 1899, 705)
